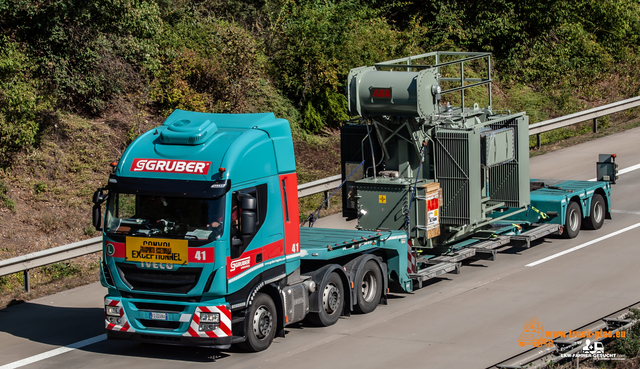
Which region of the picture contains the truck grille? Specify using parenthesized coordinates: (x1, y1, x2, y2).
(116, 263, 202, 294)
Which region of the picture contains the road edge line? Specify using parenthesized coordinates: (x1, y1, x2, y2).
(0, 334, 107, 369)
(525, 222, 640, 267)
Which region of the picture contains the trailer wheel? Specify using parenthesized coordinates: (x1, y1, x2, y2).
(563, 201, 582, 239)
(239, 293, 277, 352)
(307, 272, 343, 327)
(354, 260, 382, 314)
(583, 194, 605, 230)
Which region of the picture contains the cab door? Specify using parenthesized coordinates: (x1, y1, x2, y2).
(227, 186, 265, 289)
(279, 174, 301, 272)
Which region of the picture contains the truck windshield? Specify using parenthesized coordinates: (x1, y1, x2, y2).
(105, 193, 225, 241)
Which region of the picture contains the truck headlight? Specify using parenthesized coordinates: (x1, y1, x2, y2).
(106, 306, 121, 316)
(200, 312, 220, 323)
(107, 316, 122, 325)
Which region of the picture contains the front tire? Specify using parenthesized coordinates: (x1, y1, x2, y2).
(354, 260, 382, 314)
(239, 293, 277, 352)
(563, 201, 582, 239)
(583, 194, 605, 230)
(307, 272, 344, 327)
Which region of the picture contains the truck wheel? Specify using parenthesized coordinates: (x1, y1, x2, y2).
(239, 293, 277, 352)
(563, 201, 582, 239)
(354, 260, 382, 314)
(307, 272, 343, 327)
(583, 194, 605, 230)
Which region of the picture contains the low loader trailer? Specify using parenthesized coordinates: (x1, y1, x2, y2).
(92, 52, 616, 351)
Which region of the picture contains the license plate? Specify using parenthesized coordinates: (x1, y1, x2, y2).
(149, 312, 167, 320)
(125, 237, 188, 265)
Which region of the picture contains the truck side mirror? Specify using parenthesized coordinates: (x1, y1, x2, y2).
(93, 188, 108, 204)
(92, 204, 103, 231)
(241, 211, 256, 235)
(241, 195, 256, 211)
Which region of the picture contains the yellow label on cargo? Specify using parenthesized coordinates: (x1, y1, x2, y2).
(379, 195, 386, 204)
(125, 237, 188, 264)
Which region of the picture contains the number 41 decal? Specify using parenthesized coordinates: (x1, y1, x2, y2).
(291, 243, 299, 253)
(194, 250, 207, 261)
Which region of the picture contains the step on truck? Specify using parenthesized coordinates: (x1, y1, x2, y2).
(92, 51, 616, 351)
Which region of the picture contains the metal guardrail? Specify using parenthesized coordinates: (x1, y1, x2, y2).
(297, 174, 341, 199)
(2, 96, 639, 292)
(529, 96, 640, 135)
(0, 237, 102, 292)
(530, 95, 640, 148)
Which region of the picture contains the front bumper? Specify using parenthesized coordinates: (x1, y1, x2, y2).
(104, 297, 236, 348)
(106, 330, 243, 349)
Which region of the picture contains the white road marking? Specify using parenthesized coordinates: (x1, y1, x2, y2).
(611, 209, 640, 215)
(588, 162, 640, 181)
(0, 334, 106, 369)
(526, 222, 640, 267)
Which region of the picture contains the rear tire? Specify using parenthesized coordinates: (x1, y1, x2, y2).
(563, 201, 582, 239)
(307, 272, 343, 327)
(583, 194, 605, 230)
(239, 293, 277, 352)
(353, 260, 382, 314)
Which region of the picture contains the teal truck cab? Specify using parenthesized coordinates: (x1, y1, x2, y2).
(93, 110, 414, 351)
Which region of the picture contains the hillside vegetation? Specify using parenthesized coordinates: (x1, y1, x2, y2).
(1, 0, 640, 303)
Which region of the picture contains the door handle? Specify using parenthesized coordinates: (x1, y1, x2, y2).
(256, 253, 263, 263)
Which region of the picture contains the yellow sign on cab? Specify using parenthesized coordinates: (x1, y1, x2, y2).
(379, 195, 387, 204)
(125, 237, 188, 264)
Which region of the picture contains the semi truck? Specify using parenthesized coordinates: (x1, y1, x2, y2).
(92, 52, 617, 352)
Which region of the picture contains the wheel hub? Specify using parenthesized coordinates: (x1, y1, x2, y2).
(322, 283, 340, 314)
(252, 306, 272, 339)
(361, 271, 377, 303)
(593, 201, 603, 223)
(569, 208, 579, 230)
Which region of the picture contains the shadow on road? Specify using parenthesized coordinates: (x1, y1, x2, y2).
(0, 302, 104, 346)
(0, 302, 231, 363)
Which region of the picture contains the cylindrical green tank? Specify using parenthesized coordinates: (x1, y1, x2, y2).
(347, 66, 440, 118)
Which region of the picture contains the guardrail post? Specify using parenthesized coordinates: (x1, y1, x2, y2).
(593, 118, 598, 133)
(324, 190, 329, 209)
(536, 134, 541, 149)
(24, 269, 30, 292)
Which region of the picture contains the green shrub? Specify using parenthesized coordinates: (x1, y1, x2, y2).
(1, 0, 639, 138)
(42, 262, 82, 280)
(0, 38, 52, 165)
(268, 1, 406, 132)
(151, 18, 266, 116)
(34, 182, 47, 194)
(0, 181, 15, 211)
(0, 0, 162, 115)
(149, 49, 212, 116)
(84, 226, 96, 237)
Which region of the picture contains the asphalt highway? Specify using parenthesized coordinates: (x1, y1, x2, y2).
(2, 127, 640, 369)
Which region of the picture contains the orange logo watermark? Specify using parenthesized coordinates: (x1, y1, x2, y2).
(518, 318, 553, 347)
(518, 318, 626, 348)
